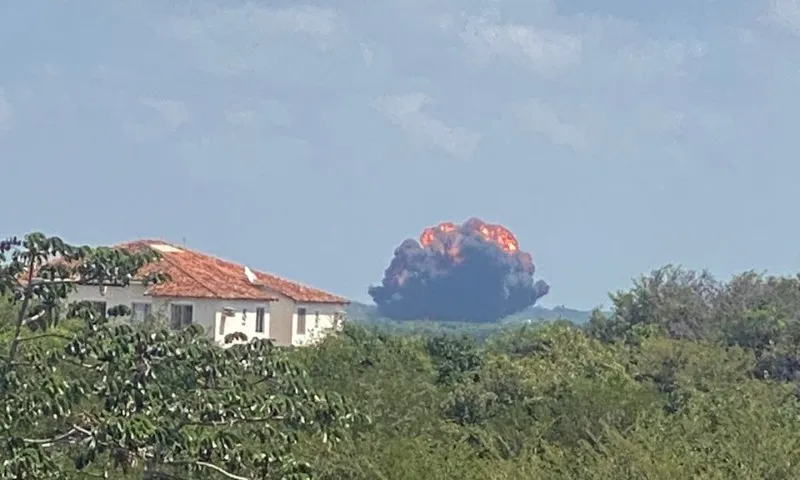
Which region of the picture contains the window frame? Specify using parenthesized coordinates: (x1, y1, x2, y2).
(296, 307, 306, 335)
(90, 301, 107, 319)
(131, 302, 152, 323)
(170, 303, 194, 330)
(255, 307, 266, 333)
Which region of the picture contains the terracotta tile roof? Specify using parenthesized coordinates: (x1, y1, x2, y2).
(116, 240, 349, 304)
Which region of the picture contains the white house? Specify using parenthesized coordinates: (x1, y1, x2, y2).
(60, 240, 349, 347)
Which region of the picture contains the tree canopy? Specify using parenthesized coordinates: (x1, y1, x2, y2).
(0, 233, 360, 479)
(3, 233, 800, 479)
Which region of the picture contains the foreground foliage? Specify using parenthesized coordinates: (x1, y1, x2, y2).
(291, 265, 800, 479)
(3, 233, 800, 478)
(0, 233, 359, 479)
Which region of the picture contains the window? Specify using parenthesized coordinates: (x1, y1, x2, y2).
(131, 302, 151, 323)
(256, 307, 265, 333)
(90, 301, 107, 319)
(170, 304, 193, 329)
(296, 307, 306, 335)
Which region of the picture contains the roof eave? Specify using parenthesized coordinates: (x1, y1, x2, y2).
(295, 299, 350, 305)
(147, 293, 279, 302)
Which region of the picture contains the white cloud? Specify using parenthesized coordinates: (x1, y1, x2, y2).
(735, 27, 758, 45)
(614, 38, 707, 82)
(224, 106, 259, 128)
(223, 99, 294, 129)
(0, 88, 12, 131)
(513, 99, 586, 151)
(167, 4, 340, 40)
(160, 4, 345, 76)
(42, 63, 60, 78)
(119, 97, 189, 141)
(658, 110, 685, 135)
(458, 15, 582, 76)
(223, 99, 293, 129)
(147, 1, 710, 165)
(139, 97, 189, 131)
(373, 93, 482, 159)
(360, 42, 375, 67)
(766, 0, 800, 34)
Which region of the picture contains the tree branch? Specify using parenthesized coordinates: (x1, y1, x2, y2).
(28, 277, 144, 288)
(77, 471, 109, 479)
(194, 461, 251, 480)
(8, 258, 36, 362)
(27, 423, 253, 480)
(26, 278, 77, 286)
(15, 331, 74, 343)
(21, 427, 82, 447)
(181, 417, 280, 429)
(21, 310, 46, 326)
(61, 357, 99, 370)
(72, 424, 93, 436)
(168, 416, 280, 440)
(165, 460, 252, 480)
(21, 424, 93, 448)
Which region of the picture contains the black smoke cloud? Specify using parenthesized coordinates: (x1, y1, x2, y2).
(368, 220, 549, 323)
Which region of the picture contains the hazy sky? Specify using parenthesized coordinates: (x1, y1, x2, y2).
(2, 1, 800, 309)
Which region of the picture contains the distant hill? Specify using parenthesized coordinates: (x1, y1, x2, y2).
(346, 301, 595, 325)
(500, 304, 596, 325)
(344, 302, 599, 341)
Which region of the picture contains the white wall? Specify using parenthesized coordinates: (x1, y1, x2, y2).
(69, 284, 170, 319)
(292, 302, 345, 346)
(67, 285, 272, 342)
(213, 306, 272, 345)
(67, 284, 344, 347)
(266, 294, 295, 346)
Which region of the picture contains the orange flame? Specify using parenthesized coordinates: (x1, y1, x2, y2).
(420, 219, 520, 255)
(420, 222, 457, 247)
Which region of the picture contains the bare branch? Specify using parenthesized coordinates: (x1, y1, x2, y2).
(193, 461, 251, 480)
(164, 460, 251, 480)
(26, 278, 77, 287)
(72, 424, 93, 436)
(22, 428, 81, 447)
(21, 424, 93, 448)
(21, 310, 46, 326)
(76, 471, 108, 479)
(180, 417, 280, 430)
(16, 332, 74, 343)
(28, 277, 148, 288)
(61, 358, 99, 370)
(25, 424, 255, 480)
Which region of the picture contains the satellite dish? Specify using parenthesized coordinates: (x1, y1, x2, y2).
(243, 266, 257, 284)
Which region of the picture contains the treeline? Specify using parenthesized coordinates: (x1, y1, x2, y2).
(2, 234, 800, 479)
(346, 302, 596, 339)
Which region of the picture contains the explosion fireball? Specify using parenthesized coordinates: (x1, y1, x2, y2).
(368, 218, 550, 323)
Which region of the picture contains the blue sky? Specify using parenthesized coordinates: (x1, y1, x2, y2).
(2, 0, 800, 310)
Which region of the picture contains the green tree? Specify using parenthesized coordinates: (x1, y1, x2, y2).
(587, 265, 721, 343)
(0, 233, 359, 479)
(425, 334, 483, 386)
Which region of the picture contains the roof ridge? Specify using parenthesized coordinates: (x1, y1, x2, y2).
(255, 268, 327, 293)
(148, 243, 220, 298)
(154, 243, 287, 295)
(122, 239, 347, 304)
(253, 268, 348, 303)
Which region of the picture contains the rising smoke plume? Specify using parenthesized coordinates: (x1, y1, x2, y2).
(368, 218, 550, 323)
